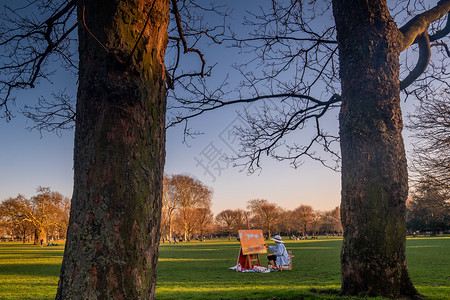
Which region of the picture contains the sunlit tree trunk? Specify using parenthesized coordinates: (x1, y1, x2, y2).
(56, 0, 169, 299)
(169, 218, 173, 240)
(333, 0, 419, 297)
(34, 228, 40, 245)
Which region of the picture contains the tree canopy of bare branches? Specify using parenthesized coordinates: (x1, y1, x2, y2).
(247, 199, 281, 237)
(0, 0, 77, 121)
(162, 174, 212, 241)
(407, 177, 450, 233)
(407, 94, 450, 188)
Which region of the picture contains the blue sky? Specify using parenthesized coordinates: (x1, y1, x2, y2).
(0, 0, 419, 214)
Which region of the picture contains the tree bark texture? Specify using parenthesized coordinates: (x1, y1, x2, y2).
(56, 0, 169, 299)
(332, 1, 420, 298)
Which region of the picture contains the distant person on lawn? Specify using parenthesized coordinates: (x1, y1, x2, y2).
(265, 235, 290, 271)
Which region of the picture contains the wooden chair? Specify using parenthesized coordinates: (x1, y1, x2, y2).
(279, 250, 294, 271)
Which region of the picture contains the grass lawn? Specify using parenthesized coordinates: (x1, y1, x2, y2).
(0, 243, 63, 299)
(0, 237, 448, 299)
(156, 237, 450, 299)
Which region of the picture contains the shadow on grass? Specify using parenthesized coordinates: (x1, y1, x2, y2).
(156, 288, 330, 300)
(309, 288, 340, 296)
(157, 287, 386, 300)
(0, 263, 61, 278)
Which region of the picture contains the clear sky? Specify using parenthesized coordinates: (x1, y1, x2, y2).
(0, 0, 418, 215)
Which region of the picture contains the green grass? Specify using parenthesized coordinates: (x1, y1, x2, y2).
(156, 238, 342, 299)
(156, 237, 450, 299)
(0, 237, 448, 299)
(402, 237, 450, 299)
(0, 243, 63, 299)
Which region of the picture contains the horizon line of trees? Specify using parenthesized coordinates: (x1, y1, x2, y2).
(214, 200, 343, 240)
(160, 174, 344, 242)
(160, 174, 449, 241)
(2, 175, 447, 243)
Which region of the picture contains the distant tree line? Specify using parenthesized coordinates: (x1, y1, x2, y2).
(2, 175, 447, 245)
(215, 200, 343, 240)
(162, 174, 450, 241)
(161, 174, 342, 241)
(0, 187, 70, 244)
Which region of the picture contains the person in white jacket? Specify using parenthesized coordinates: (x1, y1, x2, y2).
(264, 235, 290, 271)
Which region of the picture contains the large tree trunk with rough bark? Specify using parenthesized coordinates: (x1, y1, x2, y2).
(332, 1, 420, 298)
(56, 0, 169, 299)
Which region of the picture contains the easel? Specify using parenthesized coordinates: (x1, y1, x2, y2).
(236, 247, 262, 269)
(236, 230, 267, 270)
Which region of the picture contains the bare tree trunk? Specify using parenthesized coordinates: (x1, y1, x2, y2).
(34, 228, 39, 245)
(168, 217, 172, 240)
(333, 1, 419, 298)
(34, 227, 46, 245)
(56, 0, 169, 299)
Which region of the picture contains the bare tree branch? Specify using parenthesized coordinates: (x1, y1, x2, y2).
(234, 94, 341, 172)
(21, 90, 75, 136)
(167, 1, 341, 171)
(167, 93, 340, 127)
(398, 1, 450, 90)
(431, 41, 450, 55)
(166, 0, 230, 88)
(171, 0, 207, 77)
(0, 0, 78, 120)
(407, 93, 450, 188)
(400, 32, 431, 90)
(399, 0, 450, 51)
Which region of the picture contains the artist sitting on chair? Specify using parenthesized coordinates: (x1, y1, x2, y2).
(264, 235, 290, 271)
